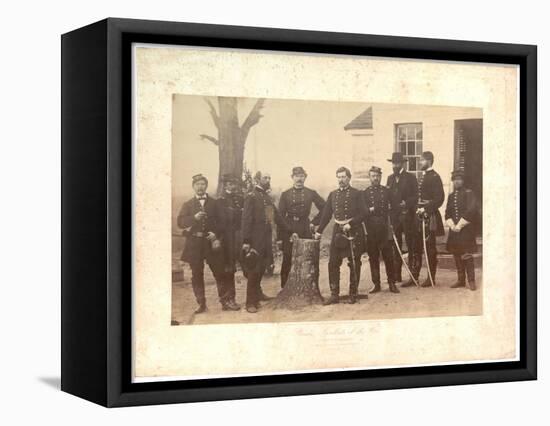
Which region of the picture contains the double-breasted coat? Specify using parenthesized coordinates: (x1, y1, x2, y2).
(445, 188, 479, 254)
(277, 186, 325, 240)
(417, 169, 445, 236)
(218, 191, 244, 272)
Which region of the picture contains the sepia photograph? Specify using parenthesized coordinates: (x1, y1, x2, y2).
(170, 96, 483, 326)
(132, 43, 519, 382)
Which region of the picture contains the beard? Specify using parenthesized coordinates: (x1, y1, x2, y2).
(261, 182, 271, 191)
(393, 166, 402, 175)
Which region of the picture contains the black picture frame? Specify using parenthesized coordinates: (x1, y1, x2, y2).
(61, 17, 537, 407)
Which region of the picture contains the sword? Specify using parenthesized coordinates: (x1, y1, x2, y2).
(391, 229, 419, 287)
(344, 229, 363, 299)
(421, 215, 435, 288)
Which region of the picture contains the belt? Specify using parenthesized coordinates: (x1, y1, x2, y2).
(191, 232, 207, 238)
(286, 215, 307, 222)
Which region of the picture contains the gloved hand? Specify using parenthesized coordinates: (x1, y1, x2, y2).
(343, 223, 351, 233)
(446, 218, 456, 232)
(314, 232, 322, 240)
(455, 217, 470, 231)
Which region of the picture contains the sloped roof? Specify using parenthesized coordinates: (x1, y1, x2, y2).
(344, 106, 373, 131)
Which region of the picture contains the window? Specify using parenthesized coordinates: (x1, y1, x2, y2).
(395, 123, 423, 179)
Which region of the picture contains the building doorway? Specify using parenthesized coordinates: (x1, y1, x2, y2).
(454, 118, 483, 237)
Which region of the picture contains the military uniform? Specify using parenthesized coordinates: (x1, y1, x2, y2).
(242, 186, 289, 309)
(317, 185, 367, 301)
(386, 168, 418, 282)
(413, 167, 445, 285)
(218, 190, 244, 302)
(277, 186, 325, 287)
(363, 183, 397, 292)
(445, 173, 479, 290)
(177, 194, 228, 308)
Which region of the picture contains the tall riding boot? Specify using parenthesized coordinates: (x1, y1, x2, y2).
(464, 255, 476, 290)
(402, 251, 420, 287)
(324, 280, 340, 305)
(451, 255, 466, 288)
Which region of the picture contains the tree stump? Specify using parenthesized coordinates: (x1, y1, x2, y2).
(269, 236, 323, 310)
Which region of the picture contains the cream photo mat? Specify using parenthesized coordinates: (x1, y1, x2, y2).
(132, 43, 519, 381)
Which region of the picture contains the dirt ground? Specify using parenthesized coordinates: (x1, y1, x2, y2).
(171, 255, 482, 326)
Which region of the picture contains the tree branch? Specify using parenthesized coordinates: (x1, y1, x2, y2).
(199, 134, 219, 146)
(241, 98, 265, 136)
(204, 98, 220, 129)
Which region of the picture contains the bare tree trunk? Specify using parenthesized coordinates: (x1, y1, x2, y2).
(270, 237, 324, 310)
(200, 97, 265, 196)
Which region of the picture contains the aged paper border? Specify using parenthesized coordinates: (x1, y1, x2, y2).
(132, 43, 519, 381)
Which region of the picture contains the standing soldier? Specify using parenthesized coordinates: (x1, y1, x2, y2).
(217, 174, 244, 311)
(386, 152, 419, 287)
(278, 166, 326, 288)
(445, 170, 479, 290)
(414, 151, 445, 287)
(364, 166, 399, 294)
(315, 167, 367, 305)
(241, 171, 293, 313)
(177, 174, 228, 314)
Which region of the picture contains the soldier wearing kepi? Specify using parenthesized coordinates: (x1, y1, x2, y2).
(177, 174, 228, 314)
(241, 171, 293, 313)
(277, 166, 326, 288)
(386, 152, 419, 286)
(414, 151, 445, 287)
(364, 166, 399, 294)
(217, 174, 244, 311)
(445, 170, 479, 291)
(315, 167, 367, 305)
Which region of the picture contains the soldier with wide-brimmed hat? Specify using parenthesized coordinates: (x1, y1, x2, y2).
(386, 152, 420, 286)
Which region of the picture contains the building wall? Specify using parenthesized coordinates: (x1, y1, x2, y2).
(347, 104, 483, 218)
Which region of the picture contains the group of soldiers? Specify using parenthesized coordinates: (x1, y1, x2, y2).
(177, 151, 479, 314)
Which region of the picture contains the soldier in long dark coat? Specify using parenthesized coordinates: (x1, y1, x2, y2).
(177, 174, 228, 314)
(315, 167, 367, 305)
(386, 152, 419, 286)
(412, 151, 445, 287)
(364, 166, 399, 294)
(241, 172, 293, 313)
(277, 166, 326, 288)
(445, 170, 479, 290)
(217, 174, 244, 311)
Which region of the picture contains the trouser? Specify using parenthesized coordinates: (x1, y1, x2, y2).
(412, 230, 437, 280)
(391, 221, 415, 281)
(189, 257, 229, 305)
(223, 271, 237, 301)
(453, 253, 475, 284)
(328, 249, 362, 297)
(368, 242, 395, 285)
(245, 257, 267, 308)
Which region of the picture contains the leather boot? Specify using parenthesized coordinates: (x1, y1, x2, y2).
(323, 294, 340, 305)
(389, 282, 400, 293)
(369, 283, 381, 294)
(451, 255, 466, 288)
(222, 300, 241, 311)
(402, 278, 417, 288)
(464, 255, 476, 291)
(194, 301, 207, 314)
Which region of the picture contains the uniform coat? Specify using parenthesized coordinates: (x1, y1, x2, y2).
(363, 184, 395, 285)
(318, 186, 368, 295)
(277, 186, 326, 287)
(445, 188, 479, 254)
(386, 170, 418, 227)
(177, 195, 224, 264)
(277, 187, 325, 239)
(176, 194, 227, 304)
(242, 186, 289, 307)
(416, 169, 445, 236)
